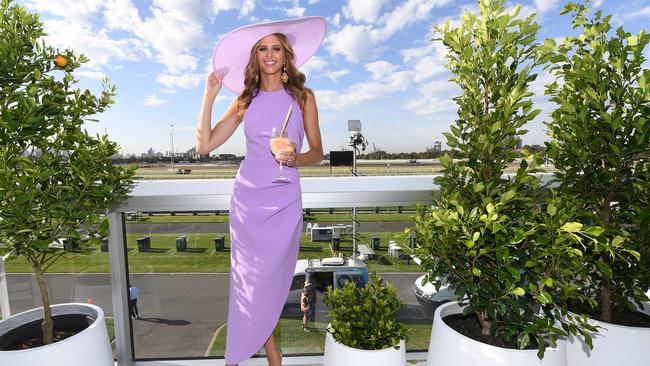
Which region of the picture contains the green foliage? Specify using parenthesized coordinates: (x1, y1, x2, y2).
(0, 0, 134, 312)
(323, 273, 408, 351)
(413, 0, 598, 358)
(0, 0, 134, 261)
(541, 1, 650, 320)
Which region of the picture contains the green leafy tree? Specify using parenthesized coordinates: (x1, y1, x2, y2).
(542, 1, 650, 322)
(412, 0, 598, 357)
(0, 0, 134, 345)
(323, 273, 408, 351)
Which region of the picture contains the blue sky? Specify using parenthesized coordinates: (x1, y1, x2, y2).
(20, 0, 650, 156)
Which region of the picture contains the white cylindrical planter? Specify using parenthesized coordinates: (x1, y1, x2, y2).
(323, 326, 406, 366)
(566, 315, 650, 366)
(427, 301, 567, 366)
(0, 303, 113, 366)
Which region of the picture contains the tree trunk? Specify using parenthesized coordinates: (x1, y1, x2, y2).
(477, 310, 492, 336)
(27, 254, 53, 345)
(601, 274, 612, 322)
(600, 194, 612, 322)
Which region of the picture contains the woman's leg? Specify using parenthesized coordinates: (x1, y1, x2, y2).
(264, 333, 282, 366)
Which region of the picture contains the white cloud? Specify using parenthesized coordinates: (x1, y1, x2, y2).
(308, 0, 319, 4)
(534, 0, 559, 14)
(327, 69, 351, 82)
(624, 6, 650, 19)
(103, 0, 142, 34)
(381, 0, 452, 37)
(240, 0, 256, 16)
(158, 53, 200, 75)
(36, 0, 209, 82)
(343, 0, 388, 24)
(299, 56, 329, 76)
(128, 2, 208, 67)
(39, 19, 146, 70)
(317, 69, 412, 110)
(406, 79, 458, 116)
(593, 0, 605, 7)
(326, 24, 384, 63)
(298, 56, 351, 83)
(285, 6, 306, 17)
(211, 0, 237, 14)
(326, 0, 451, 63)
(401, 42, 448, 82)
(76, 71, 106, 79)
(329, 13, 342, 28)
(365, 61, 399, 80)
(143, 94, 168, 106)
(102, 1, 213, 87)
(23, 0, 103, 26)
(155, 73, 203, 89)
(212, 0, 256, 17)
(215, 95, 230, 104)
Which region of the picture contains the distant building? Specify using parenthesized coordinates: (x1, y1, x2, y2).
(147, 147, 155, 158)
(219, 153, 237, 160)
(433, 141, 442, 153)
(515, 137, 523, 150)
(186, 147, 200, 160)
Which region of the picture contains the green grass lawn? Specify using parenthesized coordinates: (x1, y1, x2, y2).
(130, 211, 416, 224)
(4, 232, 422, 273)
(207, 318, 432, 357)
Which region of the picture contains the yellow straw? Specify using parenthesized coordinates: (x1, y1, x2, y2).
(278, 105, 292, 138)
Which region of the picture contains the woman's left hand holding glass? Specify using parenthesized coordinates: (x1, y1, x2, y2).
(275, 142, 298, 166)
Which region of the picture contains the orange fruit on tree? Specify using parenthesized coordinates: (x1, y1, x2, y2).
(54, 55, 68, 68)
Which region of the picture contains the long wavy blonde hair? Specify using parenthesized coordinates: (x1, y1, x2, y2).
(237, 33, 311, 119)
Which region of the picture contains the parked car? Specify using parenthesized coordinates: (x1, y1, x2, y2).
(284, 257, 369, 313)
(413, 274, 455, 303)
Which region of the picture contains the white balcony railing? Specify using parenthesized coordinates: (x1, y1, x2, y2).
(108, 175, 439, 366)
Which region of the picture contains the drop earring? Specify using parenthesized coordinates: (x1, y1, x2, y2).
(281, 62, 289, 83)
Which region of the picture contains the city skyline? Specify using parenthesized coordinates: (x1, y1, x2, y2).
(20, 0, 650, 156)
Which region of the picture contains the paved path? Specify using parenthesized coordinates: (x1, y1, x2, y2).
(6, 272, 434, 359)
(125, 221, 413, 234)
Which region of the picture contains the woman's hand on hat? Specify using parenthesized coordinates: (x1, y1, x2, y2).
(275, 142, 298, 166)
(204, 68, 228, 100)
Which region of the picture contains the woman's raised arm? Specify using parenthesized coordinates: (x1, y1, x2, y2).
(196, 72, 242, 155)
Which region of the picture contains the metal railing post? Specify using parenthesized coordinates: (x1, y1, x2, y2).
(107, 211, 134, 366)
(0, 253, 12, 319)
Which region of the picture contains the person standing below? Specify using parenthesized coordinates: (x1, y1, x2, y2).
(128, 284, 140, 319)
(300, 280, 315, 332)
(196, 17, 326, 366)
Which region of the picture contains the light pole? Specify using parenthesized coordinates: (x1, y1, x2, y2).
(347, 120, 367, 257)
(170, 124, 175, 172)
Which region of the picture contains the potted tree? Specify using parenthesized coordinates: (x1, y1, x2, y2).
(412, 1, 598, 365)
(542, 2, 650, 365)
(0, 1, 134, 364)
(322, 273, 408, 366)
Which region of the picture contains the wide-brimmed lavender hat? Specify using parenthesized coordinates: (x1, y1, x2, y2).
(212, 16, 327, 94)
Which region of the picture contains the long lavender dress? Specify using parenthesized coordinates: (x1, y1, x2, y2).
(225, 89, 304, 364)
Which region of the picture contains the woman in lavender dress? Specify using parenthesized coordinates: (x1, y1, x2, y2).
(196, 17, 326, 366)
